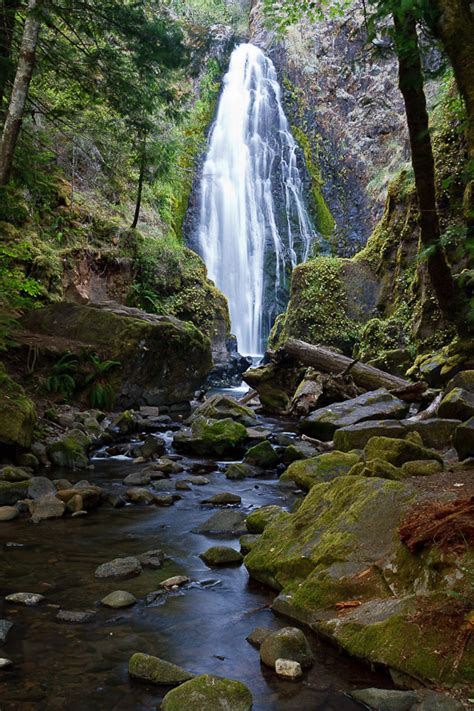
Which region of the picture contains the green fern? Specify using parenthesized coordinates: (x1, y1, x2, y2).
(46, 353, 78, 398)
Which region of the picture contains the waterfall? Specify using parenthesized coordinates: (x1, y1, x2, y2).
(195, 42, 316, 355)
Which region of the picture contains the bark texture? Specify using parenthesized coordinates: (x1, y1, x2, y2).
(0, 0, 20, 117)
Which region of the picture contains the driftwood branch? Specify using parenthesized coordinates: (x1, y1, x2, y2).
(283, 339, 426, 399)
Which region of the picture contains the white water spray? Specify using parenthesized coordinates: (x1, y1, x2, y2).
(195, 43, 316, 355)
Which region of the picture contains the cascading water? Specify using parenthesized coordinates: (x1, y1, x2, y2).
(195, 42, 316, 355)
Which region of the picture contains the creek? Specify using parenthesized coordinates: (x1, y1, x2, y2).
(0, 395, 391, 710)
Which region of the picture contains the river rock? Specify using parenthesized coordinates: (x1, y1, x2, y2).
(349, 459, 405, 480)
(453, 416, 474, 460)
(5, 592, 45, 606)
(246, 626, 273, 647)
(282, 440, 320, 464)
(201, 492, 241, 505)
(184, 475, 210, 486)
(145, 459, 184, 475)
(246, 506, 287, 533)
(280, 451, 359, 490)
(128, 652, 194, 685)
(194, 510, 247, 535)
(300, 388, 409, 440)
(350, 688, 418, 711)
(126, 487, 155, 504)
(401, 418, 461, 449)
(364, 436, 443, 467)
(47, 430, 91, 469)
(416, 691, 465, 711)
(175, 480, 192, 491)
(239, 534, 260, 554)
(0, 480, 30, 506)
(161, 674, 253, 711)
(173, 417, 247, 457)
(246, 426, 271, 441)
(95, 556, 142, 579)
(438, 387, 474, 421)
(243, 440, 280, 468)
(0, 466, 32, 483)
(27, 477, 56, 499)
(225, 463, 262, 480)
(260, 627, 313, 669)
(333, 420, 408, 451)
(101, 590, 137, 608)
(54, 478, 73, 490)
(154, 494, 175, 506)
(152, 479, 175, 491)
(123, 471, 151, 486)
(56, 609, 96, 623)
(189, 394, 257, 427)
(275, 658, 303, 679)
(22, 302, 212, 407)
(160, 576, 189, 590)
(200, 546, 243, 566)
(66, 494, 83, 513)
(0, 506, 19, 522)
(138, 550, 165, 568)
(133, 435, 165, 459)
(57, 485, 102, 510)
(0, 620, 13, 643)
(28, 495, 66, 522)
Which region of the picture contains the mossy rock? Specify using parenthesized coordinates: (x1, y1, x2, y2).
(348, 458, 405, 481)
(400, 460, 443, 477)
(246, 505, 288, 534)
(437, 387, 474, 422)
(239, 534, 261, 555)
(0, 363, 36, 448)
(0, 466, 33, 482)
(453, 417, 474, 460)
(0, 479, 30, 506)
(161, 674, 253, 711)
(242, 362, 303, 414)
(174, 417, 247, 457)
(260, 627, 313, 670)
(364, 437, 443, 468)
(47, 431, 91, 469)
(225, 463, 261, 480)
(243, 441, 279, 468)
(446, 370, 474, 394)
(333, 420, 407, 452)
(402, 418, 461, 449)
(282, 441, 319, 464)
(280, 451, 360, 490)
(200, 546, 243, 567)
(189, 394, 256, 427)
(128, 652, 193, 686)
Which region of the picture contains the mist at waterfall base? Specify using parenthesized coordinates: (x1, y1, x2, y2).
(195, 43, 316, 356)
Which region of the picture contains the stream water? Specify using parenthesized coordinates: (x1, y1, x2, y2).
(195, 43, 316, 355)
(0, 404, 391, 710)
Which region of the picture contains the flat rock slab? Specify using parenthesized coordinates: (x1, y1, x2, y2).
(0, 619, 13, 643)
(101, 591, 137, 608)
(402, 418, 461, 449)
(56, 609, 96, 623)
(194, 510, 247, 535)
(5, 592, 45, 606)
(138, 550, 165, 569)
(350, 688, 418, 711)
(0, 506, 19, 522)
(160, 576, 189, 590)
(128, 652, 194, 685)
(184, 476, 210, 485)
(333, 420, 408, 451)
(95, 556, 142, 579)
(201, 492, 242, 505)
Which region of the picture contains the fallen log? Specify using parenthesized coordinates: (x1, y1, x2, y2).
(283, 339, 426, 398)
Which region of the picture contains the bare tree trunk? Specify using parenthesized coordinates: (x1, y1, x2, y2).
(131, 139, 146, 229)
(393, 10, 458, 320)
(0, 0, 41, 185)
(0, 0, 21, 119)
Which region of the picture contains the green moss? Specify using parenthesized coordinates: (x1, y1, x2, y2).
(0, 479, 30, 506)
(246, 505, 288, 534)
(280, 451, 360, 490)
(128, 652, 193, 685)
(161, 674, 253, 711)
(0, 363, 37, 447)
(348, 458, 405, 481)
(243, 441, 279, 468)
(364, 437, 443, 467)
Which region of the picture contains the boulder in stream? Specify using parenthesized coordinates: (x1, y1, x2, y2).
(129, 652, 194, 685)
(173, 417, 247, 457)
(260, 627, 313, 670)
(101, 591, 136, 608)
(95, 556, 142, 579)
(200, 546, 243, 567)
(161, 674, 253, 711)
(194, 510, 247, 535)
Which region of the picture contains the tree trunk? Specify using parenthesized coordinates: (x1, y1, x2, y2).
(0, 0, 21, 119)
(131, 141, 146, 229)
(392, 10, 458, 320)
(0, 0, 41, 185)
(429, 0, 474, 159)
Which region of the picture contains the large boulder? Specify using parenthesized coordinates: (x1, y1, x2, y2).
(173, 417, 247, 457)
(161, 674, 253, 711)
(453, 417, 474, 460)
(0, 363, 36, 448)
(437, 387, 474, 422)
(0, 479, 30, 506)
(47, 430, 91, 469)
(445, 370, 474, 394)
(189, 394, 256, 426)
(280, 451, 359, 490)
(260, 627, 313, 669)
(300, 389, 409, 440)
(200, 546, 243, 567)
(334, 420, 407, 451)
(364, 437, 443, 467)
(28, 495, 66, 522)
(401, 418, 461, 449)
(243, 440, 279, 468)
(21, 302, 212, 407)
(246, 505, 288, 533)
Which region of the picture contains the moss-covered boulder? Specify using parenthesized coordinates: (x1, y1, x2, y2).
(0, 466, 32, 482)
(199, 546, 243, 567)
(239, 534, 260, 554)
(242, 361, 305, 414)
(173, 417, 247, 457)
(453, 417, 474, 460)
(246, 505, 288, 534)
(267, 257, 379, 354)
(161, 674, 253, 711)
(280, 451, 360, 490)
(0, 363, 36, 448)
(437, 387, 474, 422)
(401, 418, 461, 449)
(400, 460, 443, 477)
(260, 627, 313, 670)
(445, 370, 474, 394)
(0, 479, 30, 506)
(349, 458, 405, 481)
(47, 430, 91, 469)
(300, 389, 409, 440)
(128, 652, 193, 685)
(21, 302, 212, 407)
(243, 441, 279, 468)
(189, 394, 256, 426)
(364, 436, 443, 468)
(282, 441, 320, 464)
(333, 420, 408, 451)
